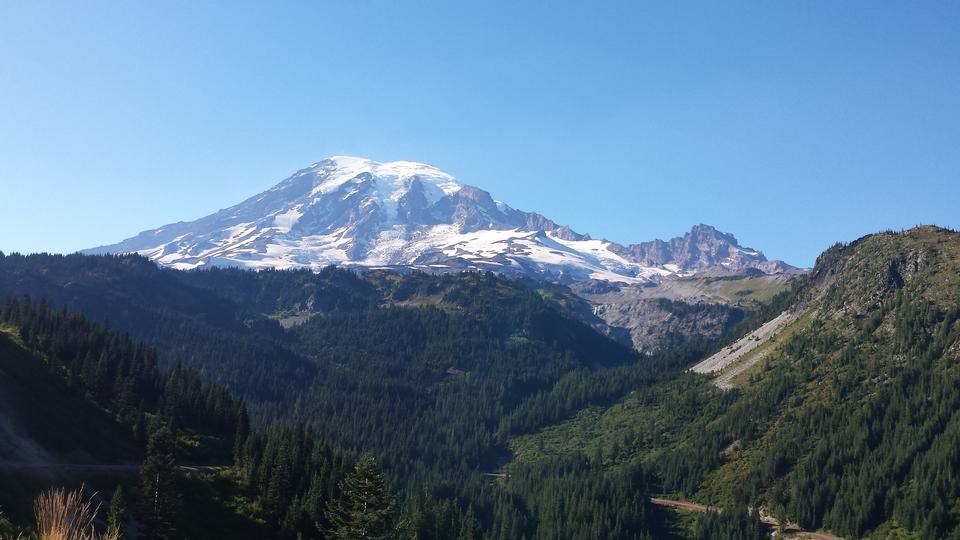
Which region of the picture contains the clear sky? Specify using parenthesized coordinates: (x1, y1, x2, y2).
(1, 2, 957, 267)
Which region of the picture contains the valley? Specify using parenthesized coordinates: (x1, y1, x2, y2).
(4, 1, 956, 537)
(2, 206, 959, 539)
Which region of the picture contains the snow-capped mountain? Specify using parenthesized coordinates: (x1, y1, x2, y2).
(86, 156, 794, 283)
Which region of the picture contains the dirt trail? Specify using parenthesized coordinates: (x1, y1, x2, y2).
(649, 497, 714, 512)
(649, 497, 842, 539)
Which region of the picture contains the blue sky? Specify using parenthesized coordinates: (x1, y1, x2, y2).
(1, 2, 957, 267)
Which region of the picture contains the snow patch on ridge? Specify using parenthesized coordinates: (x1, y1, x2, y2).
(273, 208, 303, 233)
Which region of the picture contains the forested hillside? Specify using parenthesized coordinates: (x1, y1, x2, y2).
(0, 297, 243, 460)
(514, 226, 960, 539)
(0, 299, 391, 540)
(4, 229, 957, 539)
(0, 254, 331, 402)
(0, 299, 247, 536)
(0, 252, 730, 538)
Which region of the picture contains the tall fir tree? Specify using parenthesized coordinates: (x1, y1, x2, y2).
(326, 454, 396, 540)
(458, 506, 481, 540)
(233, 400, 250, 462)
(140, 425, 181, 540)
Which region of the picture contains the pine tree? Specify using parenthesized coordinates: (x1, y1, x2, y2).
(233, 400, 250, 462)
(458, 506, 482, 540)
(140, 425, 180, 540)
(326, 454, 396, 540)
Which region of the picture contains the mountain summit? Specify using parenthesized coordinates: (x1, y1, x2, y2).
(87, 156, 794, 282)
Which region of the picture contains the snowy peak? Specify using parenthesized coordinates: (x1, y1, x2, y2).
(265, 156, 463, 230)
(295, 156, 462, 211)
(86, 157, 797, 283)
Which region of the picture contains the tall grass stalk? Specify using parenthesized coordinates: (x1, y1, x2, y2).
(33, 487, 119, 540)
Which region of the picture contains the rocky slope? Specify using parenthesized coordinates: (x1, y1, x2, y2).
(572, 271, 796, 352)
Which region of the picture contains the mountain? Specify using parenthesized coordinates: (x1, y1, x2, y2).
(86, 156, 796, 283)
(513, 225, 960, 539)
(0, 252, 689, 538)
(610, 223, 794, 275)
(9, 226, 960, 539)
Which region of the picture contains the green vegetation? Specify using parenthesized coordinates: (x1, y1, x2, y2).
(0, 297, 243, 460)
(513, 226, 960, 539)
(0, 331, 138, 464)
(675, 273, 793, 307)
(140, 426, 181, 539)
(713, 276, 788, 306)
(3, 226, 960, 538)
(689, 509, 765, 540)
(326, 454, 397, 540)
(0, 254, 709, 538)
(0, 299, 256, 537)
(106, 486, 126, 539)
(176, 470, 270, 540)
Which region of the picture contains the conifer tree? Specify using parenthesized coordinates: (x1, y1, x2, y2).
(326, 454, 396, 540)
(458, 506, 481, 540)
(140, 425, 180, 540)
(233, 400, 250, 462)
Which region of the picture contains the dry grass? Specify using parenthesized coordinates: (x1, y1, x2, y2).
(33, 487, 119, 540)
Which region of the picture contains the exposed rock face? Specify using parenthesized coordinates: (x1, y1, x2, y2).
(592, 298, 745, 353)
(571, 271, 796, 353)
(611, 224, 771, 273)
